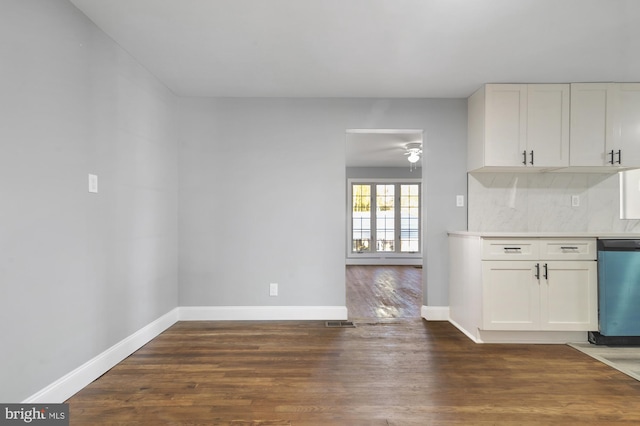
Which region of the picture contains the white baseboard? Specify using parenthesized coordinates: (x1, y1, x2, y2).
(179, 305, 348, 321)
(478, 330, 589, 344)
(346, 258, 422, 266)
(421, 305, 450, 321)
(448, 318, 481, 343)
(23, 308, 179, 404)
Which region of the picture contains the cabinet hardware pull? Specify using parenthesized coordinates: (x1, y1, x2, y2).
(529, 150, 534, 165)
(535, 263, 540, 280)
(504, 247, 522, 251)
(522, 150, 527, 166)
(616, 149, 622, 165)
(560, 246, 579, 250)
(609, 150, 615, 164)
(543, 263, 548, 280)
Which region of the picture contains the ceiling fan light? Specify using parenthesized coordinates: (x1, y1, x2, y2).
(408, 152, 420, 163)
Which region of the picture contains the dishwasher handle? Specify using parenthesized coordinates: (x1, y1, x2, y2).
(598, 239, 640, 251)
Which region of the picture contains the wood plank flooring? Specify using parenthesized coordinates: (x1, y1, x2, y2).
(66, 267, 640, 424)
(346, 265, 422, 320)
(67, 320, 640, 425)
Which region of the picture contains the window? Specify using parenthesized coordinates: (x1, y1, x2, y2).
(350, 182, 421, 255)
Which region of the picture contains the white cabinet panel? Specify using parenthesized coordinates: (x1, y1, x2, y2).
(541, 261, 598, 330)
(527, 85, 570, 168)
(482, 261, 539, 330)
(484, 84, 527, 167)
(481, 239, 538, 260)
(613, 83, 640, 167)
(539, 239, 596, 260)
(569, 83, 614, 166)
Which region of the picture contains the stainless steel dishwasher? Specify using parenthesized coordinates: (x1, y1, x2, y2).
(589, 239, 640, 345)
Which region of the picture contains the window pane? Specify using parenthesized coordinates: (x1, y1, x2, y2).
(400, 184, 420, 253)
(352, 185, 371, 252)
(376, 185, 395, 252)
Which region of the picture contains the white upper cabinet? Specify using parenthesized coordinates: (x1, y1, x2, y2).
(527, 85, 570, 168)
(483, 84, 527, 168)
(569, 83, 614, 167)
(570, 83, 640, 169)
(468, 84, 570, 172)
(613, 83, 640, 167)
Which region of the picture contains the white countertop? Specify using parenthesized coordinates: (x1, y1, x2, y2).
(448, 231, 640, 238)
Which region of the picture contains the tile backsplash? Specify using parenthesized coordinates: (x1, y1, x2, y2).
(468, 172, 640, 233)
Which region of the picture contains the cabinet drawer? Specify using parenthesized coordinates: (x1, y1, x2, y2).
(482, 239, 538, 260)
(539, 239, 596, 260)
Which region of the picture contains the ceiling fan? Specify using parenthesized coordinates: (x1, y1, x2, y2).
(404, 142, 422, 170)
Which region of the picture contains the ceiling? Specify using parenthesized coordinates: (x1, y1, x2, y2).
(67, 0, 639, 167)
(345, 131, 422, 168)
(69, 0, 640, 99)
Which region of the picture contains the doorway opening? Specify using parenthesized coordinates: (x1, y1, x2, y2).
(345, 129, 424, 321)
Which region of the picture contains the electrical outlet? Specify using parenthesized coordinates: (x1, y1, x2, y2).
(269, 283, 278, 296)
(571, 195, 580, 207)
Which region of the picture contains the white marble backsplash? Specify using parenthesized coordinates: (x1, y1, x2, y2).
(468, 172, 640, 233)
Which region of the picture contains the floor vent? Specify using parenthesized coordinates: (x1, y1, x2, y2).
(325, 320, 356, 328)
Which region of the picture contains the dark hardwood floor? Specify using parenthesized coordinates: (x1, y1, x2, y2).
(65, 266, 640, 424)
(346, 265, 422, 320)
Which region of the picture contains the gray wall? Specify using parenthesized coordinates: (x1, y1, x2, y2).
(0, 0, 178, 402)
(178, 98, 467, 309)
(346, 167, 422, 179)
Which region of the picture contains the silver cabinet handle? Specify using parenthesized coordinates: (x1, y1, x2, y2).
(560, 246, 579, 250)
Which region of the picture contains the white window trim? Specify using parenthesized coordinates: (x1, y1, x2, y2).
(346, 178, 422, 260)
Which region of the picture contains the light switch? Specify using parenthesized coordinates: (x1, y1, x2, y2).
(456, 195, 464, 207)
(269, 283, 278, 296)
(88, 174, 98, 193)
(571, 195, 579, 207)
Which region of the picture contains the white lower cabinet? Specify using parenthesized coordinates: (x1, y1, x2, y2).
(481, 239, 597, 332)
(482, 261, 539, 330)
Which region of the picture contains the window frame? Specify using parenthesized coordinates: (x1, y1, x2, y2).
(347, 178, 422, 260)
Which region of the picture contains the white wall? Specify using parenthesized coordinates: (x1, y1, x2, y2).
(0, 0, 178, 402)
(468, 172, 640, 232)
(178, 98, 467, 309)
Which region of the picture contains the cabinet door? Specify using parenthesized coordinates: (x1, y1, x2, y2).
(527, 84, 570, 167)
(482, 261, 539, 330)
(612, 83, 640, 167)
(570, 83, 614, 166)
(484, 84, 528, 167)
(540, 261, 597, 331)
